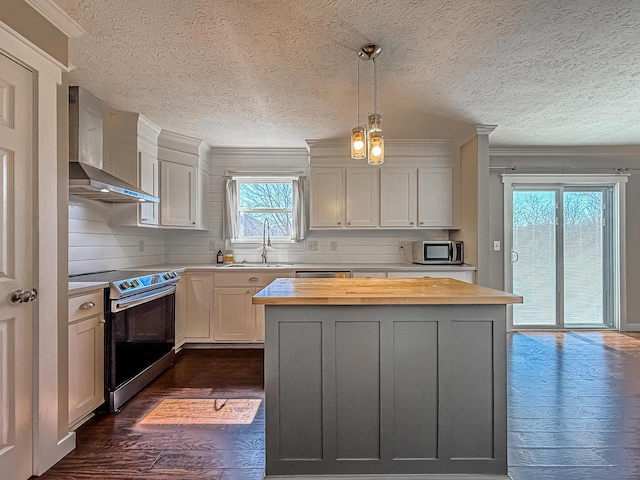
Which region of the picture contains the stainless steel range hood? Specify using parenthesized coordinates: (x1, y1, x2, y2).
(69, 86, 159, 203)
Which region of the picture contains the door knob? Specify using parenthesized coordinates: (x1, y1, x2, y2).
(10, 288, 38, 304)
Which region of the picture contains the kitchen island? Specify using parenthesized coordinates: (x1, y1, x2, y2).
(253, 277, 522, 479)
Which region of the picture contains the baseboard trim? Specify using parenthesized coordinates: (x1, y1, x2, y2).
(621, 324, 640, 331)
(183, 343, 264, 349)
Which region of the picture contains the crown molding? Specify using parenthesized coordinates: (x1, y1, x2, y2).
(211, 147, 308, 158)
(490, 145, 640, 157)
(158, 129, 203, 154)
(476, 124, 498, 135)
(24, 0, 86, 38)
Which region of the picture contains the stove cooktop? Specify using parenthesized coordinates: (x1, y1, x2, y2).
(70, 269, 179, 298)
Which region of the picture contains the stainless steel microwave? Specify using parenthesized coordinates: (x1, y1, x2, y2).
(412, 241, 464, 264)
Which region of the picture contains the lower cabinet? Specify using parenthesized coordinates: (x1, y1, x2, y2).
(212, 287, 255, 342)
(175, 277, 186, 349)
(68, 289, 105, 429)
(212, 272, 293, 343)
(183, 273, 213, 342)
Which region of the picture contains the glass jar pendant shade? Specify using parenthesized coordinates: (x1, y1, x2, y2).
(367, 113, 384, 165)
(351, 125, 367, 159)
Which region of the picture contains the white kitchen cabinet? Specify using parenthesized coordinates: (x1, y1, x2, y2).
(68, 289, 105, 429)
(138, 150, 159, 225)
(212, 271, 293, 342)
(418, 167, 453, 227)
(310, 167, 344, 228)
(160, 161, 198, 227)
(106, 112, 161, 227)
(212, 287, 255, 342)
(183, 273, 213, 342)
(380, 168, 417, 227)
(174, 277, 186, 349)
(387, 269, 475, 283)
(346, 168, 378, 227)
(157, 130, 209, 229)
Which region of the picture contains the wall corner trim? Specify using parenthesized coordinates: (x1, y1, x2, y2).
(476, 124, 498, 136)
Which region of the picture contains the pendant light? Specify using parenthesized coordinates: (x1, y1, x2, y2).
(350, 43, 384, 165)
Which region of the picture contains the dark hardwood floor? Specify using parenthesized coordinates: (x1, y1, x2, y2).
(39, 349, 265, 480)
(508, 331, 640, 480)
(37, 332, 640, 479)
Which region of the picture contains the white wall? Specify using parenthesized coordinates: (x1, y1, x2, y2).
(68, 197, 165, 275)
(163, 147, 447, 265)
(488, 147, 640, 328)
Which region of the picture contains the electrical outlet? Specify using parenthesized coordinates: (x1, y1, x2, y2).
(209, 240, 216, 251)
(138, 240, 145, 252)
(330, 241, 337, 252)
(307, 240, 318, 251)
(398, 241, 405, 250)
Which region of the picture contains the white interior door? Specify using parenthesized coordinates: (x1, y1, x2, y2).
(0, 53, 35, 479)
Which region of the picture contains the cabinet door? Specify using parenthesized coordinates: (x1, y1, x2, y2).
(139, 150, 159, 225)
(252, 287, 265, 342)
(346, 168, 378, 227)
(352, 271, 387, 278)
(160, 161, 197, 227)
(69, 315, 104, 427)
(184, 274, 212, 341)
(174, 278, 186, 348)
(212, 287, 254, 342)
(418, 167, 453, 227)
(310, 168, 344, 228)
(380, 168, 417, 227)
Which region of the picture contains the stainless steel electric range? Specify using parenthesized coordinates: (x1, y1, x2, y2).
(70, 269, 179, 411)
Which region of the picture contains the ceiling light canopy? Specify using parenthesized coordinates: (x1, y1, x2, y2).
(350, 43, 384, 165)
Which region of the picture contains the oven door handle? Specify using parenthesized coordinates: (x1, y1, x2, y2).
(112, 285, 176, 312)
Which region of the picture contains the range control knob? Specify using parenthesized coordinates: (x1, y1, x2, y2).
(163, 273, 171, 280)
(130, 279, 140, 288)
(169, 271, 177, 278)
(120, 281, 131, 290)
(151, 275, 160, 284)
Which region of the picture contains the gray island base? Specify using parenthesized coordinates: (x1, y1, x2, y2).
(254, 278, 522, 480)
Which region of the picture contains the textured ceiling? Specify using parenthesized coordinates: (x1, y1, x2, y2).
(55, 0, 640, 148)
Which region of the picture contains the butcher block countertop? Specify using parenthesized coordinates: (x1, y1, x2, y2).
(253, 277, 523, 306)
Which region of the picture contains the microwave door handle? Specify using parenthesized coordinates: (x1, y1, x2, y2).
(449, 243, 454, 262)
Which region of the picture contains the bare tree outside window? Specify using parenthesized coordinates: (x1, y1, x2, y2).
(237, 181, 293, 238)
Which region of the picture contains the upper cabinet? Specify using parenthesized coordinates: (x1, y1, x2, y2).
(308, 140, 460, 230)
(310, 168, 344, 227)
(106, 112, 161, 227)
(157, 131, 210, 229)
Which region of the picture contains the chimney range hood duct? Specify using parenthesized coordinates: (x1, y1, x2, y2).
(68, 86, 159, 203)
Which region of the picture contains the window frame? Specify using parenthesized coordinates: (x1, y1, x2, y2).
(232, 176, 296, 244)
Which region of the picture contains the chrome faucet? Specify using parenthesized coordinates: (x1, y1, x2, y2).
(261, 218, 271, 263)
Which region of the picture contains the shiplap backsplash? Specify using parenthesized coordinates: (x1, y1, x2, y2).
(69, 197, 166, 275)
(163, 148, 447, 265)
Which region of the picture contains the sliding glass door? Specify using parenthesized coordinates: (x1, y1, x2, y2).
(511, 185, 613, 329)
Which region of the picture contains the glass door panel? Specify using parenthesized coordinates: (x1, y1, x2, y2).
(563, 190, 607, 326)
(512, 190, 557, 326)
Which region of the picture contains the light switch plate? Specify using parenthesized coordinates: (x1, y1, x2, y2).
(330, 241, 337, 251)
(493, 240, 501, 251)
(209, 240, 216, 250)
(138, 240, 145, 252)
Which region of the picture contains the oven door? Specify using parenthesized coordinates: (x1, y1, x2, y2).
(105, 285, 176, 410)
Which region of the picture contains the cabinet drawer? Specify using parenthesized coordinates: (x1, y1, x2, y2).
(214, 271, 292, 287)
(69, 291, 104, 323)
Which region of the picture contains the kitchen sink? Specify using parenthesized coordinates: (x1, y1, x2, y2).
(227, 263, 293, 268)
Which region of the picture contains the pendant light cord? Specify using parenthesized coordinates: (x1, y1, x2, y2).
(373, 57, 377, 115)
(357, 56, 360, 125)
